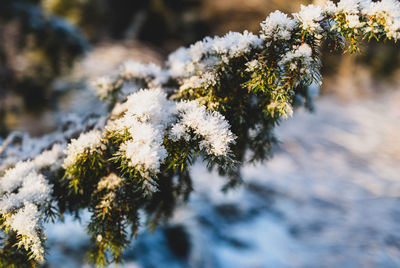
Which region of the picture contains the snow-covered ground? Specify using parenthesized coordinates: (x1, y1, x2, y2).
(45, 88, 400, 267)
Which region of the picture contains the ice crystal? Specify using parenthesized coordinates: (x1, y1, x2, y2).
(260, 11, 297, 41)
(173, 101, 236, 156)
(295, 4, 324, 32)
(5, 202, 44, 262)
(63, 129, 104, 168)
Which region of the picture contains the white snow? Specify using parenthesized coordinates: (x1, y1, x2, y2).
(119, 60, 169, 87)
(173, 101, 236, 156)
(62, 129, 104, 169)
(295, 4, 324, 32)
(260, 10, 297, 41)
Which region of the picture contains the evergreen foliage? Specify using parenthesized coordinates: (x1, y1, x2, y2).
(0, 0, 399, 266)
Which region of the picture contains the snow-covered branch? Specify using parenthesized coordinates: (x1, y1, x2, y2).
(1, 0, 399, 265)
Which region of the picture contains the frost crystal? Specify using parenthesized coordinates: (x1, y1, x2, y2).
(167, 31, 262, 78)
(173, 101, 236, 156)
(5, 202, 44, 262)
(123, 88, 176, 127)
(63, 129, 104, 168)
(120, 122, 167, 175)
(0, 144, 64, 196)
(179, 72, 217, 91)
(0, 172, 50, 211)
(337, 0, 363, 13)
(295, 4, 324, 32)
(260, 10, 297, 41)
(279, 44, 313, 72)
(0, 161, 36, 194)
(167, 47, 194, 78)
(324, 1, 338, 15)
(211, 31, 263, 59)
(0, 144, 65, 263)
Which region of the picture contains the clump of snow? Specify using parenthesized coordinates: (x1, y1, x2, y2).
(279, 44, 313, 73)
(0, 143, 66, 263)
(0, 143, 65, 195)
(0, 172, 50, 211)
(167, 47, 194, 79)
(6, 202, 44, 262)
(188, 31, 262, 63)
(324, 1, 338, 15)
(346, 14, 365, 28)
(260, 11, 297, 41)
(108, 88, 235, 194)
(337, 0, 363, 14)
(108, 89, 175, 187)
(0, 161, 36, 194)
(62, 129, 104, 169)
(167, 31, 263, 79)
(123, 88, 176, 127)
(119, 121, 167, 177)
(172, 101, 236, 156)
(294, 4, 324, 32)
(179, 72, 217, 92)
(211, 31, 263, 60)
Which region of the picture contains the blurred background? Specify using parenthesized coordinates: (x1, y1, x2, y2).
(1, 0, 400, 267)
